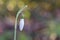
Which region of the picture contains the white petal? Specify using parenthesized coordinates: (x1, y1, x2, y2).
(19, 19, 24, 31)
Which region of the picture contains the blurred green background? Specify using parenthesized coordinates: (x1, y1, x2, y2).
(0, 0, 60, 40)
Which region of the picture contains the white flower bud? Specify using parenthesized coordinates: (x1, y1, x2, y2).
(19, 19, 24, 31)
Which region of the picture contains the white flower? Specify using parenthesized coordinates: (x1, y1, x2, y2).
(19, 19, 24, 31)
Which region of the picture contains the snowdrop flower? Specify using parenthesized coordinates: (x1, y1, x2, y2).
(19, 15, 24, 31)
(19, 13, 24, 31)
(14, 5, 28, 40)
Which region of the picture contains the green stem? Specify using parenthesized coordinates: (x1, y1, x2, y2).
(14, 5, 27, 40)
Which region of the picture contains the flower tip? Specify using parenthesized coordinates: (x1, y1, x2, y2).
(20, 29, 23, 31)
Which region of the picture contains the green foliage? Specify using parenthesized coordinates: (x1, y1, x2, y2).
(17, 32, 32, 40)
(0, 31, 13, 40)
(24, 10, 31, 19)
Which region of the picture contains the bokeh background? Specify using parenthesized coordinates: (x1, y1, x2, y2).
(0, 0, 60, 40)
